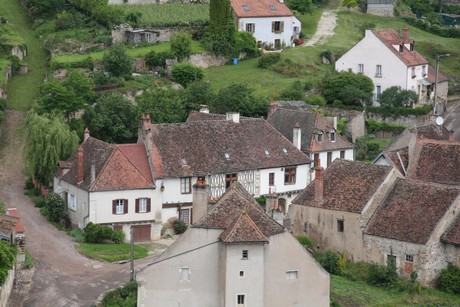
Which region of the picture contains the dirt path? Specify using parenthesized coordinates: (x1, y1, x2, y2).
(303, 10, 338, 47)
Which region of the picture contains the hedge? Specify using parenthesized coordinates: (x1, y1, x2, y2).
(401, 17, 460, 38)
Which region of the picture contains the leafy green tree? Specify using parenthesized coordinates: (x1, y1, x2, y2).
(202, 22, 236, 56)
(210, 83, 268, 117)
(125, 12, 142, 26)
(45, 193, 66, 224)
(209, 0, 232, 35)
(183, 81, 215, 114)
(63, 70, 95, 104)
(82, 93, 138, 144)
(379, 86, 418, 107)
(170, 31, 192, 61)
(288, 0, 314, 14)
(102, 44, 133, 78)
(172, 63, 204, 87)
(137, 89, 187, 123)
(25, 112, 79, 187)
(234, 31, 260, 58)
(322, 71, 374, 106)
(342, 0, 358, 8)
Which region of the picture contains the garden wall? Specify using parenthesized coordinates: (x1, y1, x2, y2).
(0, 268, 15, 307)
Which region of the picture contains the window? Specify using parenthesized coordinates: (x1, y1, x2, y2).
(179, 208, 190, 225)
(68, 193, 76, 211)
(376, 65, 382, 77)
(145, 33, 152, 42)
(239, 270, 245, 278)
(314, 153, 319, 165)
(358, 64, 364, 74)
(317, 133, 323, 142)
(422, 65, 426, 77)
(286, 270, 298, 279)
(269, 4, 277, 10)
(269, 172, 275, 186)
(340, 150, 345, 159)
(113, 199, 128, 215)
(399, 44, 403, 53)
(337, 219, 344, 232)
(245, 23, 255, 33)
(376, 85, 382, 101)
(180, 177, 191, 194)
(330, 131, 336, 142)
(411, 67, 416, 78)
(405, 254, 413, 262)
(327, 152, 332, 167)
(242, 5, 249, 11)
(284, 167, 296, 184)
(180, 267, 190, 281)
(242, 250, 248, 260)
(387, 255, 396, 268)
(272, 21, 284, 33)
(135, 198, 150, 213)
(237, 294, 245, 306)
(225, 173, 238, 188)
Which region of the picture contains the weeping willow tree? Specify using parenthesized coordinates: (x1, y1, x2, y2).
(24, 112, 79, 187)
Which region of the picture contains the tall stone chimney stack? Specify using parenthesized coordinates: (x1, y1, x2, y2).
(293, 123, 301, 150)
(314, 158, 324, 202)
(402, 27, 409, 40)
(192, 177, 209, 224)
(84, 128, 90, 141)
(76, 146, 84, 184)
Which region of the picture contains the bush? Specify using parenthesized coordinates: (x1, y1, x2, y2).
(170, 31, 192, 61)
(23, 250, 35, 269)
(366, 263, 398, 287)
(34, 197, 46, 208)
(102, 44, 133, 78)
(379, 86, 418, 107)
(258, 53, 281, 68)
(45, 193, 66, 224)
(234, 31, 260, 58)
(367, 104, 432, 118)
(306, 94, 326, 106)
(172, 219, 187, 234)
(297, 236, 314, 249)
(322, 71, 373, 106)
(439, 263, 460, 294)
(314, 250, 342, 275)
(365, 119, 406, 135)
(101, 281, 138, 307)
(277, 81, 305, 100)
(171, 63, 204, 87)
(0, 242, 16, 285)
(83, 222, 124, 244)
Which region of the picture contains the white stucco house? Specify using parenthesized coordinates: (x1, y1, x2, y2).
(231, 0, 301, 49)
(137, 183, 330, 307)
(335, 27, 448, 105)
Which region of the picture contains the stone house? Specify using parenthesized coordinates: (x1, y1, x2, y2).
(231, 0, 301, 49)
(137, 183, 330, 307)
(335, 28, 449, 105)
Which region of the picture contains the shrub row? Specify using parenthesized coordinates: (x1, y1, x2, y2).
(367, 104, 432, 118)
(0, 242, 17, 285)
(365, 119, 406, 135)
(83, 222, 124, 244)
(402, 17, 460, 38)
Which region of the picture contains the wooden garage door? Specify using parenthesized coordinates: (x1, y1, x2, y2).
(132, 225, 151, 242)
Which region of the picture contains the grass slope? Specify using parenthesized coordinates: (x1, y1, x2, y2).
(77, 243, 148, 262)
(0, 0, 47, 110)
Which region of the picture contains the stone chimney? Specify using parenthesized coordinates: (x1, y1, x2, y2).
(84, 128, 90, 141)
(199, 105, 209, 113)
(449, 130, 454, 142)
(192, 176, 209, 224)
(293, 123, 301, 150)
(402, 27, 409, 40)
(226, 112, 240, 123)
(327, 116, 337, 130)
(90, 162, 96, 183)
(265, 193, 278, 216)
(76, 146, 84, 184)
(314, 159, 324, 202)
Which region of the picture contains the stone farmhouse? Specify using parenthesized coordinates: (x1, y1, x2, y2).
(231, 0, 301, 49)
(335, 27, 449, 105)
(137, 183, 330, 307)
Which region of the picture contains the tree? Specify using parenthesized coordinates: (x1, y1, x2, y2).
(125, 12, 142, 26)
(379, 86, 418, 107)
(209, 0, 232, 35)
(137, 89, 187, 124)
(322, 71, 374, 106)
(82, 93, 138, 144)
(25, 112, 79, 187)
(288, 0, 314, 14)
(202, 21, 237, 56)
(183, 81, 215, 114)
(102, 44, 133, 78)
(171, 63, 204, 87)
(170, 31, 192, 61)
(342, 0, 358, 9)
(210, 83, 269, 117)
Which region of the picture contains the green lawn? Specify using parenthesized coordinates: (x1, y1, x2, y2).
(76, 243, 148, 262)
(0, 0, 48, 110)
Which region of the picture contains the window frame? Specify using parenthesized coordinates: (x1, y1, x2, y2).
(327, 152, 332, 167)
(284, 167, 296, 185)
(340, 150, 345, 159)
(180, 267, 190, 281)
(237, 294, 246, 306)
(179, 208, 191, 225)
(180, 177, 192, 194)
(358, 64, 364, 74)
(411, 67, 416, 78)
(239, 270, 245, 278)
(269, 172, 275, 186)
(245, 23, 255, 33)
(330, 131, 336, 142)
(337, 219, 344, 233)
(242, 250, 248, 260)
(286, 270, 298, 279)
(376, 64, 382, 77)
(113, 199, 128, 215)
(272, 21, 284, 33)
(405, 254, 414, 262)
(68, 193, 77, 211)
(225, 173, 238, 188)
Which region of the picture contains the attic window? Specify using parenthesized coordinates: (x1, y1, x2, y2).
(264, 149, 270, 156)
(399, 44, 403, 53)
(242, 5, 250, 11)
(181, 158, 187, 166)
(224, 153, 230, 160)
(269, 4, 277, 10)
(282, 148, 288, 154)
(329, 131, 336, 142)
(317, 133, 323, 142)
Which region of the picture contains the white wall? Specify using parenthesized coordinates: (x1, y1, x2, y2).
(309, 149, 353, 180)
(259, 164, 310, 196)
(161, 177, 194, 204)
(53, 178, 89, 229)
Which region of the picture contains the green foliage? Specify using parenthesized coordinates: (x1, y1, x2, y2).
(45, 192, 66, 224)
(202, 22, 236, 56)
(210, 83, 268, 117)
(342, 0, 358, 8)
(306, 94, 326, 106)
(76, 0, 123, 28)
(402, 17, 460, 38)
(102, 44, 133, 78)
(55, 11, 85, 30)
(101, 281, 138, 307)
(172, 63, 204, 87)
(366, 262, 398, 287)
(24, 112, 79, 186)
(183, 81, 215, 114)
(337, 118, 348, 136)
(83, 222, 124, 244)
(144, 50, 175, 69)
(277, 81, 305, 101)
(287, 0, 314, 14)
(170, 31, 192, 61)
(379, 86, 418, 107)
(322, 71, 374, 106)
(439, 264, 460, 294)
(234, 31, 260, 58)
(137, 88, 187, 123)
(258, 53, 281, 68)
(365, 119, 405, 135)
(367, 104, 432, 118)
(34, 197, 46, 208)
(22, 0, 66, 18)
(209, 0, 232, 35)
(402, 0, 434, 16)
(255, 196, 266, 207)
(172, 219, 188, 234)
(0, 242, 16, 285)
(23, 250, 35, 269)
(338, 251, 347, 272)
(9, 55, 21, 74)
(0, 200, 5, 214)
(82, 92, 138, 144)
(68, 228, 85, 243)
(77, 242, 147, 262)
(315, 250, 342, 275)
(125, 11, 142, 27)
(297, 236, 314, 249)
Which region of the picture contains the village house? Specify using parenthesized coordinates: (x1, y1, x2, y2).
(267, 108, 354, 173)
(335, 27, 448, 105)
(137, 183, 330, 307)
(231, 0, 301, 49)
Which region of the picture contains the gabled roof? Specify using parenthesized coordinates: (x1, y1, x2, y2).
(6, 208, 24, 233)
(365, 178, 459, 244)
(378, 146, 409, 175)
(292, 159, 391, 213)
(231, 0, 294, 18)
(146, 116, 311, 178)
(193, 183, 284, 241)
(0, 215, 18, 233)
(58, 137, 154, 192)
(267, 108, 353, 154)
(442, 215, 460, 246)
(385, 123, 451, 152)
(406, 139, 460, 185)
(373, 29, 429, 67)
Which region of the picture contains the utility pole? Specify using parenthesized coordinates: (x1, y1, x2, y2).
(130, 227, 135, 281)
(434, 53, 449, 115)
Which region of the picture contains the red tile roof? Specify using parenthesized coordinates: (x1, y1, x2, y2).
(292, 159, 391, 213)
(383, 146, 409, 175)
(373, 29, 428, 67)
(231, 0, 294, 18)
(442, 215, 460, 246)
(385, 123, 451, 152)
(0, 215, 18, 233)
(365, 178, 459, 244)
(220, 211, 268, 243)
(6, 208, 25, 233)
(427, 65, 449, 83)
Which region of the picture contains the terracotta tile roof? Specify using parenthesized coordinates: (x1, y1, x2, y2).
(147, 117, 311, 178)
(373, 29, 428, 67)
(365, 178, 459, 244)
(442, 215, 460, 246)
(6, 208, 25, 233)
(0, 215, 18, 233)
(231, 0, 294, 18)
(186, 111, 229, 122)
(292, 159, 391, 213)
(427, 65, 449, 83)
(58, 137, 154, 191)
(385, 123, 451, 152)
(383, 146, 409, 175)
(407, 139, 460, 185)
(267, 109, 353, 154)
(193, 183, 285, 240)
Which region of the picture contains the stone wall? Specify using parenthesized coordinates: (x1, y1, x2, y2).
(367, 4, 394, 17)
(187, 53, 227, 68)
(0, 268, 15, 307)
(11, 46, 27, 60)
(366, 112, 430, 127)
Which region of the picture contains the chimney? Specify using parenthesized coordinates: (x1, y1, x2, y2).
(448, 130, 454, 142)
(226, 112, 240, 123)
(327, 116, 337, 130)
(402, 27, 409, 40)
(90, 162, 96, 183)
(84, 128, 90, 141)
(293, 123, 301, 150)
(314, 159, 324, 202)
(192, 176, 209, 224)
(199, 105, 209, 113)
(76, 146, 84, 183)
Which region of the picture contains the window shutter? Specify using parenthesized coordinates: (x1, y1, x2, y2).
(280, 21, 284, 32)
(147, 198, 151, 213)
(272, 22, 275, 33)
(112, 200, 116, 214)
(124, 199, 128, 214)
(135, 199, 139, 213)
(253, 24, 255, 33)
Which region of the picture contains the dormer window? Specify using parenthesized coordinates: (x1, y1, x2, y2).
(242, 5, 249, 11)
(282, 148, 288, 155)
(410, 43, 414, 51)
(399, 44, 403, 53)
(317, 133, 323, 142)
(330, 131, 336, 142)
(264, 149, 270, 157)
(269, 4, 277, 10)
(224, 153, 230, 160)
